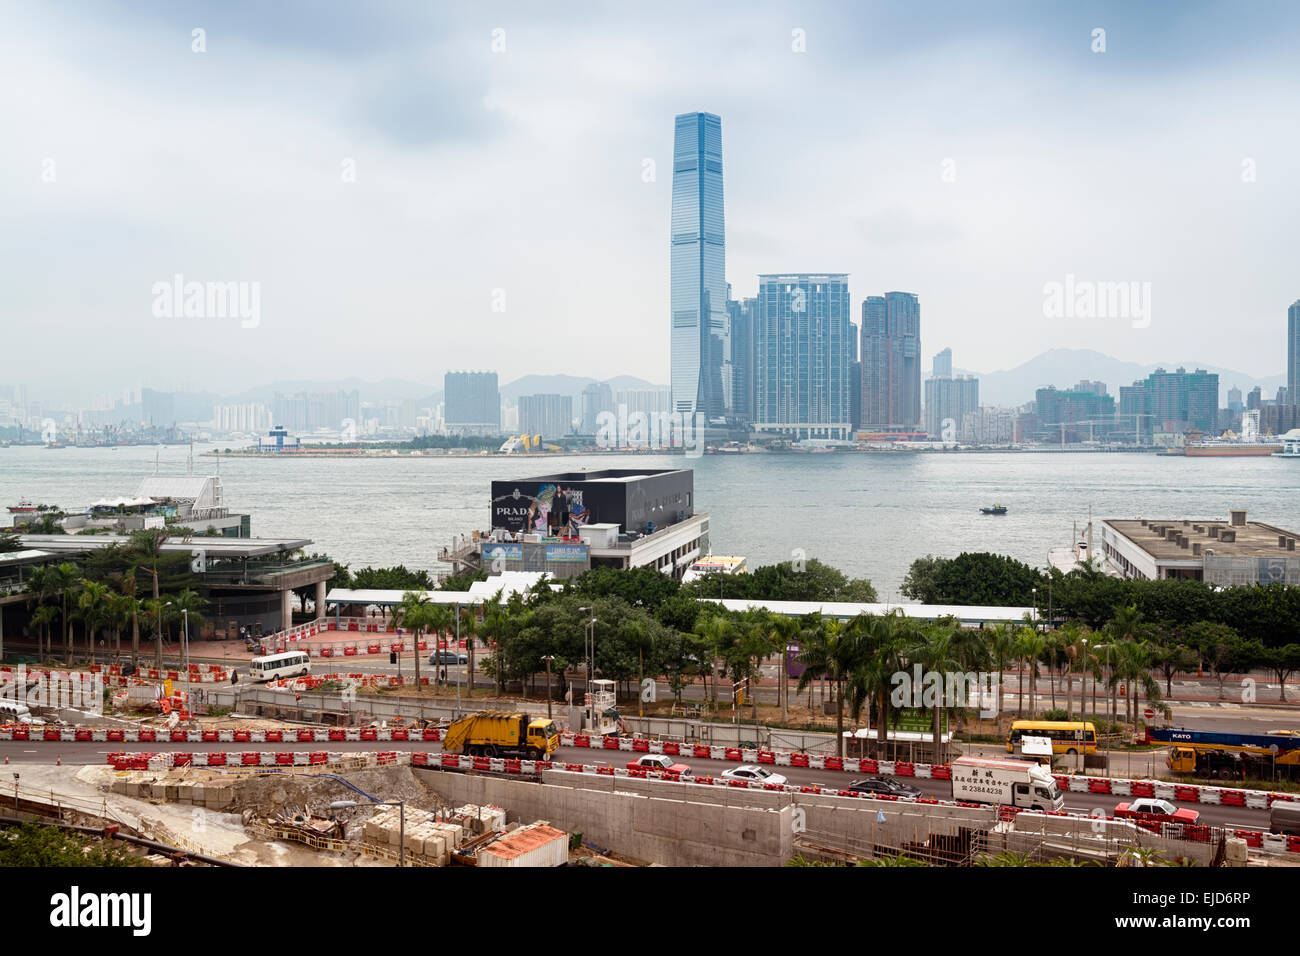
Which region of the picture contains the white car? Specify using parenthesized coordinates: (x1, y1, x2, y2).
(720, 765, 788, 787)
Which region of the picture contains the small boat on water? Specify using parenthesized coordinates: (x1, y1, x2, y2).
(980, 504, 1008, 515)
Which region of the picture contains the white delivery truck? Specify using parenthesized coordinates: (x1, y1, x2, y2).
(950, 756, 1064, 812)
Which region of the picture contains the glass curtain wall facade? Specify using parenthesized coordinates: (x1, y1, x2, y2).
(753, 274, 852, 440)
(1289, 300, 1300, 404)
(670, 112, 729, 421)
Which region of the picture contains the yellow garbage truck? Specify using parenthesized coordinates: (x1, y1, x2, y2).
(441, 711, 560, 760)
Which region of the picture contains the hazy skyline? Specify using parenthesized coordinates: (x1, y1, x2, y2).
(6, 1, 1300, 404)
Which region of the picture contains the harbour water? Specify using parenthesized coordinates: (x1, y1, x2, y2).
(3, 445, 1298, 598)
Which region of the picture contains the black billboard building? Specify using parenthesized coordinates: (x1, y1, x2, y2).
(474, 468, 708, 579)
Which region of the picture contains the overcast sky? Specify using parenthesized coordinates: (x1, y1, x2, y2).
(5, 0, 1299, 405)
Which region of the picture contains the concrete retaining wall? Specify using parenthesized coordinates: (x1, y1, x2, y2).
(413, 768, 794, 867)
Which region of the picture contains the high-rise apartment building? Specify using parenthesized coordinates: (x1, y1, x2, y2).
(1121, 367, 1219, 435)
(443, 371, 500, 435)
(519, 394, 573, 439)
(670, 112, 729, 421)
(271, 390, 360, 432)
(616, 388, 672, 416)
(1289, 299, 1300, 403)
(1031, 386, 1117, 442)
(925, 376, 980, 439)
(932, 347, 952, 378)
(580, 382, 614, 434)
(753, 274, 852, 440)
(861, 292, 921, 431)
(726, 290, 756, 422)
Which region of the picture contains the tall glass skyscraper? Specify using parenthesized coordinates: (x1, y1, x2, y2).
(671, 112, 729, 420)
(1289, 299, 1300, 404)
(861, 292, 921, 431)
(753, 274, 852, 440)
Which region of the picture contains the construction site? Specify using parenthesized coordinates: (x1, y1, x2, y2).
(2, 662, 1298, 868)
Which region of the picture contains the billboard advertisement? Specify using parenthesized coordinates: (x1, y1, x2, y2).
(482, 543, 523, 563)
(545, 543, 588, 563)
(490, 483, 590, 535)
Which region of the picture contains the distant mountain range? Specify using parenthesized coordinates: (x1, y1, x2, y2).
(123, 352, 1279, 417)
(954, 349, 1284, 407)
(224, 374, 665, 408)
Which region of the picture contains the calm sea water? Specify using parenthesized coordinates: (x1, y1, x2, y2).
(3, 445, 1298, 600)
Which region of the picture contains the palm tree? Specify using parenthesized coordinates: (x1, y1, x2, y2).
(795, 615, 868, 757)
(142, 598, 173, 669)
(120, 569, 141, 670)
(766, 613, 801, 725)
(127, 528, 169, 605)
(106, 591, 134, 664)
(396, 591, 432, 712)
(1014, 627, 1047, 721)
(731, 610, 775, 724)
(1044, 629, 1068, 711)
(169, 588, 206, 672)
(692, 613, 735, 713)
(1106, 605, 1143, 727)
(32, 605, 59, 662)
(903, 619, 967, 764)
(425, 603, 453, 687)
(476, 592, 510, 697)
(44, 562, 81, 664)
(1112, 640, 1162, 728)
(988, 623, 1017, 727)
(458, 606, 481, 699)
(77, 580, 111, 665)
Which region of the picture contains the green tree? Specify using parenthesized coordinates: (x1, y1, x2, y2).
(1184, 621, 1244, 700)
(899, 552, 1045, 607)
(1014, 626, 1046, 720)
(77, 579, 111, 665)
(40, 562, 81, 664)
(899, 554, 944, 604)
(0, 822, 144, 867)
(692, 611, 736, 712)
(795, 615, 868, 757)
(348, 565, 435, 591)
(1263, 644, 1300, 702)
(987, 623, 1018, 723)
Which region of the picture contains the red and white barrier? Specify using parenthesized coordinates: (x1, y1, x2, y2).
(97, 748, 1300, 854)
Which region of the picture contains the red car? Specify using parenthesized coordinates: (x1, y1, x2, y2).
(627, 754, 691, 775)
(1115, 798, 1201, 830)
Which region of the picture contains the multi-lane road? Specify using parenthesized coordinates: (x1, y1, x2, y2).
(0, 736, 1277, 832)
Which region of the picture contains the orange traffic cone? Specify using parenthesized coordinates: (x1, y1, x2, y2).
(3, 755, 8, 764)
(56, 754, 62, 765)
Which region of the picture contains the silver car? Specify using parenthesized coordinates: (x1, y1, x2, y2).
(720, 764, 788, 787)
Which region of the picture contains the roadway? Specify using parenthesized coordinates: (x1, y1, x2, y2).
(0, 738, 1274, 832)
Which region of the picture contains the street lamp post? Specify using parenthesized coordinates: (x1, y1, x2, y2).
(578, 607, 597, 697)
(330, 799, 405, 866)
(162, 600, 173, 672)
(542, 655, 555, 719)
(181, 608, 189, 684)
(1079, 638, 1088, 774)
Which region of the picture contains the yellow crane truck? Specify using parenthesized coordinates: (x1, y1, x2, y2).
(441, 711, 561, 760)
(1148, 727, 1300, 779)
